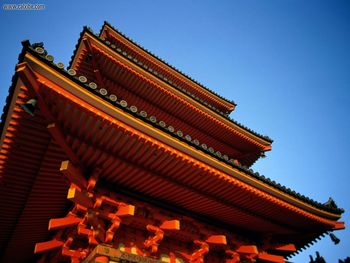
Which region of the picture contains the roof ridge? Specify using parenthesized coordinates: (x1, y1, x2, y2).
(102, 21, 237, 108)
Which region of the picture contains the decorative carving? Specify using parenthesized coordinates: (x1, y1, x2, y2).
(189, 240, 209, 263)
(34, 160, 135, 262)
(144, 225, 164, 254)
(225, 250, 240, 263)
(144, 220, 180, 255)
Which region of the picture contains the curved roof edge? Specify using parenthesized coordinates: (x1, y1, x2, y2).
(101, 21, 237, 109)
(9, 40, 344, 217)
(68, 26, 273, 144)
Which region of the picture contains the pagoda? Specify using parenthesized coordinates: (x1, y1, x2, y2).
(0, 22, 345, 263)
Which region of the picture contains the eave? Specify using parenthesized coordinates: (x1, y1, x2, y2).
(21, 47, 343, 223)
(69, 30, 272, 166)
(99, 22, 236, 114)
(0, 42, 344, 261)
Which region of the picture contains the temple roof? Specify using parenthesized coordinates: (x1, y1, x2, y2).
(100, 21, 237, 113)
(68, 26, 273, 167)
(0, 37, 344, 261)
(19, 41, 343, 215)
(68, 25, 273, 145)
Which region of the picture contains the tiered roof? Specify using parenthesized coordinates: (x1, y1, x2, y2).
(69, 25, 272, 167)
(0, 23, 345, 262)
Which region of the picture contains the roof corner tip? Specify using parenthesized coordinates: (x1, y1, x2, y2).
(323, 197, 344, 214)
(99, 21, 110, 37)
(103, 20, 112, 27)
(21, 39, 30, 47)
(83, 26, 94, 34)
(263, 135, 274, 143)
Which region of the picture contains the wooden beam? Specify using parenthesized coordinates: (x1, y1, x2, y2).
(67, 187, 93, 208)
(271, 244, 296, 252)
(160, 220, 180, 230)
(48, 216, 82, 230)
(62, 247, 85, 259)
(236, 245, 258, 255)
(78, 224, 91, 236)
(333, 221, 345, 230)
(82, 37, 106, 88)
(115, 204, 135, 217)
(60, 160, 87, 189)
(87, 168, 100, 191)
(47, 123, 81, 168)
(16, 62, 82, 169)
(34, 239, 64, 253)
(206, 235, 227, 245)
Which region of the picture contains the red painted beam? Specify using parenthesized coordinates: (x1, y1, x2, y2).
(48, 216, 82, 230)
(62, 247, 86, 259)
(115, 204, 135, 217)
(271, 244, 296, 252)
(60, 160, 87, 189)
(67, 187, 93, 208)
(160, 220, 180, 230)
(47, 123, 82, 169)
(333, 221, 345, 230)
(82, 37, 106, 89)
(236, 245, 258, 255)
(34, 239, 64, 253)
(206, 235, 227, 245)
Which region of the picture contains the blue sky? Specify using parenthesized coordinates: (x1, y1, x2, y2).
(0, 0, 349, 261)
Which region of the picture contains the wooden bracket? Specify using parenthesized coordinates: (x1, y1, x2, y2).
(159, 219, 180, 230)
(270, 243, 296, 252)
(67, 186, 93, 208)
(333, 221, 345, 230)
(48, 216, 82, 230)
(189, 240, 210, 262)
(205, 235, 227, 245)
(34, 239, 64, 254)
(225, 250, 240, 263)
(236, 245, 258, 255)
(82, 37, 106, 89)
(143, 220, 180, 255)
(60, 160, 87, 189)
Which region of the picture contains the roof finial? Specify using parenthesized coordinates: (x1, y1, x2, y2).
(323, 197, 338, 209)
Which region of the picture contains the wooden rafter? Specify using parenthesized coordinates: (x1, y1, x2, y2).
(82, 37, 106, 89)
(16, 62, 82, 169)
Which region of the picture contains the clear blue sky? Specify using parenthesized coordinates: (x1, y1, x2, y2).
(1, 0, 349, 262)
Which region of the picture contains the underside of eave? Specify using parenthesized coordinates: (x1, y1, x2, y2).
(19, 49, 344, 221)
(0, 83, 69, 262)
(0, 56, 344, 262)
(24, 55, 348, 225)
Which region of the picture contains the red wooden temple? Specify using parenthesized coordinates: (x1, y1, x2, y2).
(0, 22, 345, 262)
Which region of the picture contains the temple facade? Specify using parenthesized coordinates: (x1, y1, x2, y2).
(0, 22, 345, 262)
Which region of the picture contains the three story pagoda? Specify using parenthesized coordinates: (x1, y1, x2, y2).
(0, 22, 344, 263)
